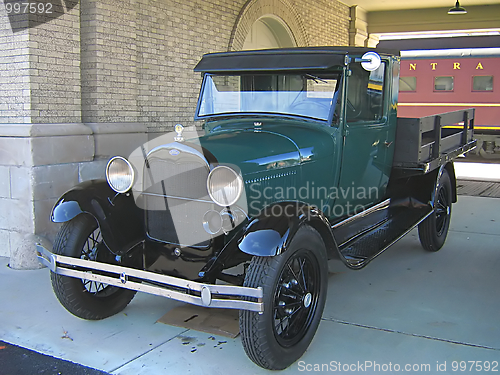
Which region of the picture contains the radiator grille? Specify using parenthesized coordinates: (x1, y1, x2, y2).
(143, 156, 212, 247)
(144, 158, 209, 199)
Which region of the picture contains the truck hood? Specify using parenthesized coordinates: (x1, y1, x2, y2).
(196, 121, 336, 176)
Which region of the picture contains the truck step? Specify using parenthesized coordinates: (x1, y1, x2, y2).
(333, 200, 432, 269)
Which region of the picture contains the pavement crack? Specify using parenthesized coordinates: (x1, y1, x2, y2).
(321, 317, 500, 352)
(108, 328, 191, 374)
(449, 229, 500, 237)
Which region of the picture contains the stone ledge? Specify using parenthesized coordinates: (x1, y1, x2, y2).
(85, 122, 148, 134)
(0, 122, 148, 137)
(0, 123, 92, 137)
(93, 132, 148, 158)
(0, 135, 95, 167)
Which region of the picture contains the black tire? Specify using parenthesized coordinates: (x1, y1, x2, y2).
(418, 169, 452, 252)
(239, 225, 328, 370)
(50, 214, 136, 320)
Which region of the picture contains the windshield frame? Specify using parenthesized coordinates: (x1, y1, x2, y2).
(194, 71, 343, 126)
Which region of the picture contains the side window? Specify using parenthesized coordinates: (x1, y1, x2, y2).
(434, 76, 454, 91)
(400, 76, 416, 92)
(472, 76, 493, 91)
(347, 62, 386, 123)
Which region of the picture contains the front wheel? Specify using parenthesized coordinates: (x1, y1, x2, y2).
(418, 169, 452, 252)
(50, 214, 136, 320)
(239, 225, 328, 370)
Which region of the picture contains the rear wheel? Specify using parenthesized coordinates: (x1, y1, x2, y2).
(239, 225, 328, 370)
(418, 169, 452, 252)
(50, 214, 136, 320)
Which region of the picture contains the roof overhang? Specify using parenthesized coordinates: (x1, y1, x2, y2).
(194, 47, 399, 73)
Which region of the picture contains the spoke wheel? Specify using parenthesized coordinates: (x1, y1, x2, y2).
(435, 185, 450, 236)
(418, 169, 453, 252)
(51, 214, 136, 320)
(80, 226, 115, 296)
(240, 225, 328, 370)
(273, 250, 321, 348)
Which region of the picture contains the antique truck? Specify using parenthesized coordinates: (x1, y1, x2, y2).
(37, 47, 476, 370)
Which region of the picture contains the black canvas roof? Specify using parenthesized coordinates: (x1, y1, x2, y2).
(194, 46, 400, 73)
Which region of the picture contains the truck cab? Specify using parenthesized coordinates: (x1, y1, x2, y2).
(195, 47, 400, 216)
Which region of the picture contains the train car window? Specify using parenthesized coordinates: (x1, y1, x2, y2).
(473, 76, 493, 91)
(399, 77, 416, 92)
(434, 76, 454, 91)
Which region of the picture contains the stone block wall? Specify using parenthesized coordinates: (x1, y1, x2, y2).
(0, 123, 94, 264)
(0, 123, 147, 266)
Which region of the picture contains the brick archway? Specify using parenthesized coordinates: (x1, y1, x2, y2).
(229, 0, 308, 51)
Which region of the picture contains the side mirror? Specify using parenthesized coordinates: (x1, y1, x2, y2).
(357, 52, 382, 72)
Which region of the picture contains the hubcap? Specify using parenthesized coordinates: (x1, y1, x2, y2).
(303, 292, 312, 308)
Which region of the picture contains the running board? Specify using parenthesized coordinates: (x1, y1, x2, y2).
(36, 245, 263, 313)
(332, 198, 433, 269)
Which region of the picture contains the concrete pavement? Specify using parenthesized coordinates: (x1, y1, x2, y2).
(1, 195, 499, 374)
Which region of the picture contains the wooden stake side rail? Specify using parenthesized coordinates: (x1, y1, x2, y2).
(393, 108, 476, 174)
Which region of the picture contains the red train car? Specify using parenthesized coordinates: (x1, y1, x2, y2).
(398, 48, 500, 158)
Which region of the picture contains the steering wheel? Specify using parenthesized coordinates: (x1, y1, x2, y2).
(288, 101, 331, 118)
(346, 98, 362, 120)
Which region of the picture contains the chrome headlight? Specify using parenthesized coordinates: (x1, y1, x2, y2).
(106, 156, 135, 193)
(207, 166, 243, 206)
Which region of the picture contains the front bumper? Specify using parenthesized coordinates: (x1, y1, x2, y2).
(36, 244, 263, 313)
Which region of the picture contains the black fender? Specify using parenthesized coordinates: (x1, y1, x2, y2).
(51, 180, 144, 255)
(416, 162, 457, 207)
(388, 161, 457, 207)
(197, 202, 339, 282)
(442, 162, 457, 203)
(238, 202, 338, 258)
(237, 202, 339, 259)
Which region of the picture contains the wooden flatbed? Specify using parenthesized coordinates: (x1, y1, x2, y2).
(393, 108, 477, 176)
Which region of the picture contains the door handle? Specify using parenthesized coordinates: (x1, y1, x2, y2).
(384, 141, 393, 147)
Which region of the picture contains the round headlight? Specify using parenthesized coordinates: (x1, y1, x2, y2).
(106, 156, 135, 193)
(207, 166, 243, 207)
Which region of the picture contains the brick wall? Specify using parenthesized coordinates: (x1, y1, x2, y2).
(135, 0, 246, 129)
(78, 0, 351, 130)
(29, 2, 81, 124)
(0, 10, 31, 123)
(80, 0, 139, 123)
(0, 2, 81, 124)
(297, 0, 350, 47)
(2, 0, 350, 127)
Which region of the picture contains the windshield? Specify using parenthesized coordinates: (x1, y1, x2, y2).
(197, 73, 341, 121)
